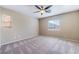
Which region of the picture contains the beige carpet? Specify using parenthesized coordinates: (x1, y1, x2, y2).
(0, 36, 79, 54)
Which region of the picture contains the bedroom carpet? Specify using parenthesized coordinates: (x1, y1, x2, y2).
(0, 36, 79, 54)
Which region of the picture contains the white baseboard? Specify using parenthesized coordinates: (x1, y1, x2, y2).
(1, 35, 38, 46)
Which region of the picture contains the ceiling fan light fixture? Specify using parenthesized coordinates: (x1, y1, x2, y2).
(40, 10, 44, 14)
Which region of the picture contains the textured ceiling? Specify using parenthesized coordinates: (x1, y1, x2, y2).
(0, 5, 79, 19)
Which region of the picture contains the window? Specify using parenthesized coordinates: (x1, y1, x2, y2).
(48, 19, 60, 31)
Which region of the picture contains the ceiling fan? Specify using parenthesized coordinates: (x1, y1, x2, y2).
(34, 5, 52, 15)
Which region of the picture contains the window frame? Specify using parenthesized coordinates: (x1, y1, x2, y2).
(48, 19, 60, 31)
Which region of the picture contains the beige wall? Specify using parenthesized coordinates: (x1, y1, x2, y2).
(39, 11, 79, 41)
(0, 7, 39, 45)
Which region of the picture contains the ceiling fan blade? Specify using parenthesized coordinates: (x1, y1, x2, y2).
(41, 13, 43, 15)
(35, 5, 41, 10)
(45, 10, 51, 13)
(40, 6, 43, 9)
(34, 11, 40, 13)
(45, 5, 52, 10)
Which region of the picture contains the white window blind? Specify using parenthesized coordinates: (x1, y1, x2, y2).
(48, 19, 60, 31)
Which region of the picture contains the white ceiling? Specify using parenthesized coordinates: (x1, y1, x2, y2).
(0, 5, 79, 19)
